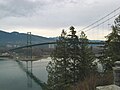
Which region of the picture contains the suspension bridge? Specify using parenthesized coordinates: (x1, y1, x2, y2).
(1, 6, 120, 89)
(6, 5, 120, 58)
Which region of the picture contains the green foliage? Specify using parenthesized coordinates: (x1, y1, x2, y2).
(46, 26, 96, 90)
(100, 15, 120, 71)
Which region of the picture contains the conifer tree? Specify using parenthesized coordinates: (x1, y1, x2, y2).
(101, 15, 120, 71)
(78, 31, 96, 79)
(46, 29, 70, 90)
(46, 26, 96, 90)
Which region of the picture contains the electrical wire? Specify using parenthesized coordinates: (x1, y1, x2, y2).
(78, 6, 120, 33)
(84, 12, 120, 32)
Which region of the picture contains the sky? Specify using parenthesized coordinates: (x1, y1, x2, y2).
(0, 0, 120, 39)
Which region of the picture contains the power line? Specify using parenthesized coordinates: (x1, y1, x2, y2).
(84, 12, 120, 32)
(78, 6, 120, 32)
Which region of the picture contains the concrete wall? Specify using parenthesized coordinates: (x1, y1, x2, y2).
(96, 61, 120, 90)
(113, 61, 120, 86)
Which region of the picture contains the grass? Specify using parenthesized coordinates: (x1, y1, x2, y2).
(72, 71, 113, 90)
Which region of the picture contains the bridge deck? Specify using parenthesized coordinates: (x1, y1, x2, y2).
(9, 41, 106, 51)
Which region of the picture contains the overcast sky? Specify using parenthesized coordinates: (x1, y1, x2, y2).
(0, 0, 120, 39)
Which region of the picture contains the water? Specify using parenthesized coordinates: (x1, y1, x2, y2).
(0, 57, 51, 90)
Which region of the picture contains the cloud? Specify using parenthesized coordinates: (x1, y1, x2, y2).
(0, 0, 120, 37)
(0, 0, 79, 18)
(0, 0, 45, 18)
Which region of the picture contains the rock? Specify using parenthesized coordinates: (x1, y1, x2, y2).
(113, 61, 120, 86)
(96, 85, 120, 90)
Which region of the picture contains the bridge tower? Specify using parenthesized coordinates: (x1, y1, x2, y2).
(27, 32, 32, 59)
(26, 32, 33, 87)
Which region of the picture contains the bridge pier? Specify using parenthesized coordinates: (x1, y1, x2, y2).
(26, 61, 33, 72)
(26, 60, 33, 88)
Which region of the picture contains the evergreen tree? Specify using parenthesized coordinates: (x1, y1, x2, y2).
(46, 29, 70, 90)
(101, 15, 120, 71)
(46, 26, 96, 90)
(78, 31, 96, 79)
(66, 26, 80, 83)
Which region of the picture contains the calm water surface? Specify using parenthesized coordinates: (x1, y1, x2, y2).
(0, 57, 51, 90)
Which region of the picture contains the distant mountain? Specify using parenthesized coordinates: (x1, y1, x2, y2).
(89, 40, 104, 42)
(0, 30, 104, 48)
(0, 30, 56, 46)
